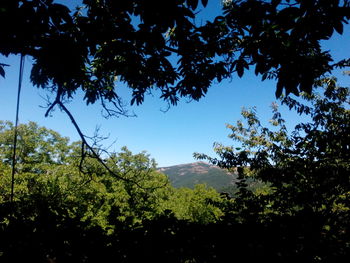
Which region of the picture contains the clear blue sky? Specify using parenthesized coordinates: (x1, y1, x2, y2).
(1, 1, 349, 167)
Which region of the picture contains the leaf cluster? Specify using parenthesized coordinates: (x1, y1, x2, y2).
(1, 0, 349, 116)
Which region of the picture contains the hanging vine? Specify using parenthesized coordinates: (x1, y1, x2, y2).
(10, 54, 25, 203)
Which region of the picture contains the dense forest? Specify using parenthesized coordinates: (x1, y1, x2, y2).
(1, 77, 349, 262)
(1, 0, 350, 262)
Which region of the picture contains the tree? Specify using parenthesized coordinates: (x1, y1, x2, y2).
(0, 120, 72, 201)
(0, 121, 224, 227)
(0, 0, 349, 116)
(0, 120, 71, 167)
(195, 77, 350, 260)
(160, 184, 224, 224)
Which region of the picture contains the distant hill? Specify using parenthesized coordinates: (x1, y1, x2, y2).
(158, 161, 238, 191)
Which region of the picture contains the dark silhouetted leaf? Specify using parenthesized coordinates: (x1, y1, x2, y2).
(275, 80, 283, 98)
(236, 63, 244, 78)
(187, 0, 199, 10)
(0, 66, 5, 78)
(334, 20, 344, 35)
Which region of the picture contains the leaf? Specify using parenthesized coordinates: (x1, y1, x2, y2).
(277, 7, 300, 19)
(262, 73, 268, 81)
(255, 63, 262, 75)
(0, 66, 5, 78)
(187, 0, 199, 10)
(236, 60, 246, 78)
(275, 80, 283, 98)
(334, 20, 344, 35)
(236, 63, 244, 78)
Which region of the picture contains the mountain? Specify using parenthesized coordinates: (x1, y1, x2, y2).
(158, 161, 238, 190)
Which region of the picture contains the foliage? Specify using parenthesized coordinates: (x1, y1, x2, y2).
(0, 119, 225, 226)
(195, 77, 350, 261)
(0, 121, 70, 166)
(222, 0, 350, 97)
(1, 0, 349, 116)
(160, 184, 224, 224)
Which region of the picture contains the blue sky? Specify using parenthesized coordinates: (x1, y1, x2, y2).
(1, 1, 349, 167)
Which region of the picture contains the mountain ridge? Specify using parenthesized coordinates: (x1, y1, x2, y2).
(158, 161, 238, 190)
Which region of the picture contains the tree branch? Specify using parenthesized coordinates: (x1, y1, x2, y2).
(165, 46, 180, 54)
(56, 100, 160, 190)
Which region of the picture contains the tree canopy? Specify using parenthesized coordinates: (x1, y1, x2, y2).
(1, 0, 349, 116)
(0, 120, 224, 225)
(195, 77, 350, 260)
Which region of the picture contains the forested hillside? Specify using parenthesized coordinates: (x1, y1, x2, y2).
(159, 162, 267, 195)
(158, 162, 238, 189)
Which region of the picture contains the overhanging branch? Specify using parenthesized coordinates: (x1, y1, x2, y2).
(56, 100, 164, 190)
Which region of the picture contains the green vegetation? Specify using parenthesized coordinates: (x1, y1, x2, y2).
(0, 121, 224, 227)
(0, 77, 349, 262)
